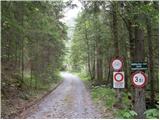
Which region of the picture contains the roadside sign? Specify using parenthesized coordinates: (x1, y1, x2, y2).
(113, 72, 125, 88)
(131, 71, 147, 88)
(131, 62, 147, 71)
(111, 57, 123, 71)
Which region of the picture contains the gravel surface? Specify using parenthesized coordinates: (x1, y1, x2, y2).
(25, 72, 103, 119)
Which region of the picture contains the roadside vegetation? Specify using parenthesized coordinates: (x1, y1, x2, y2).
(76, 72, 158, 119)
(1, 0, 159, 119)
(1, 1, 67, 118)
(68, 1, 159, 119)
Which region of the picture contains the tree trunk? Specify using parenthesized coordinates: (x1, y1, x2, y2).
(128, 21, 135, 61)
(30, 60, 33, 88)
(92, 45, 96, 80)
(84, 23, 93, 79)
(21, 37, 24, 82)
(124, 56, 128, 89)
(7, 35, 10, 62)
(112, 2, 122, 104)
(107, 58, 111, 86)
(96, 44, 103, 85)
(93, 3, 103, 85)
(146, 16, 155, 105)
(133, 19, 146, 118)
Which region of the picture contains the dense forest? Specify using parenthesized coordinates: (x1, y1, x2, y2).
(68, 1, 159, 119)
(1, 0, 159, 119)
(1, 1, 67, 118)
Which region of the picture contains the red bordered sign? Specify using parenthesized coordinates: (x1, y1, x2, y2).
(113, 72, 125, 88)
(111, 57, 123, 71)
(114, 72, 124, 82)
(131, 71, 147, 88)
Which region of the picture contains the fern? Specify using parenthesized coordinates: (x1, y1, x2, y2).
(144, 109, 159, 119)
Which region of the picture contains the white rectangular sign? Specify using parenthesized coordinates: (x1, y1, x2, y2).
(113, 72, 125, 88)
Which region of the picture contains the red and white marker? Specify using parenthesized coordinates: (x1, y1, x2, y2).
(113, 72, 125, 88)
(131, 71, 147, 88)
(114, 72, 124, 82)
(111, 57, 123, 71)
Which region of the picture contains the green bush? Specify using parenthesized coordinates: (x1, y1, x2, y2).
(116, 109, 137, 119)
(73, 71, 91, 81)
(91, 86, 135, 119)
(23, 71, 61, 89)
(121, 92, 132, 109)
(91, 86, 116, 108)
(144, 108, 159, 119)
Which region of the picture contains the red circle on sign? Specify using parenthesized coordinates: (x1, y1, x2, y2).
(114, 72, 124, 82)
(131, 71, 147, 88)
(111, 57, 123, 71)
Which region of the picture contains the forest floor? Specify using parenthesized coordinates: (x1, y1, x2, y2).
(18, 72, 113, 119)
(1, 69, 62, 119)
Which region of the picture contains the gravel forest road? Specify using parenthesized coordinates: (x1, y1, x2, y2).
(25, 72, 103, 119)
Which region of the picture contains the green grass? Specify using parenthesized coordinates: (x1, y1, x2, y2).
(23, 73, 49, 90)
(72, 71, 91, 81)
(19, 71, 62, 99)
(90, 86, 135, 118)
(91, 86, 116, 108)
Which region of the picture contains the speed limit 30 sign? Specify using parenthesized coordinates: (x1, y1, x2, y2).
(131, 71, 147, 88)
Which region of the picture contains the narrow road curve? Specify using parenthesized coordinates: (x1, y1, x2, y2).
(25, 72, 103, 119)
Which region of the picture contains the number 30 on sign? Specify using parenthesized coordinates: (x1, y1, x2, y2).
(131, 71, 147, 88)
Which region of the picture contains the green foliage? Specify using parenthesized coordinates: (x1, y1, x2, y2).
(91, 86, 116, 108)
(1, 1, 67, 118)
(1, 1, 159, 119)
(116, 109, 137, 119)
(70, 3, 159, 118)
(19, 93, 30, 100)
(69, 5, 113, 82)
(74, 70, 91, 81)
(1, 1, 67, 90)
(144, 108, 159, 119)
(121, 92, 132, 108)
(23, 71, 61, 90)
(91, 86, 134, 118)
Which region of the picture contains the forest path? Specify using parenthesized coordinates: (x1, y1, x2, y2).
(24, 72, 103, 119)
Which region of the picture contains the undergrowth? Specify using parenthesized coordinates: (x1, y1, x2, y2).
(1, 71, 62, 118)
(90, 86, 159, 119)
(90, 86, 136, 118)
(68, 71, 159, 119)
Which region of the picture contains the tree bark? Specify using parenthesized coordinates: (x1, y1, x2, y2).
(112, 2, 122, 104)
(128, 21, 135, 61)
(84, 22, 93, 79)
(93, 2, 103, 85)
(21, 37, 24, 82)
(146, 16, 155, 104)
(133, 18, 146, 118)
